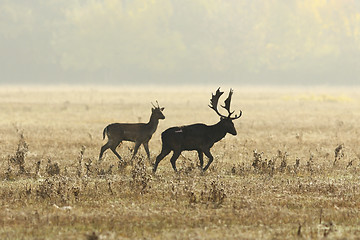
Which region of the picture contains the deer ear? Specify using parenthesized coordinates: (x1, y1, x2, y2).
(160, 107, 165, 111)
(152, 108, 155, 112)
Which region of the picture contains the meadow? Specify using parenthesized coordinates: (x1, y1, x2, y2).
(0, 86, 359, 239)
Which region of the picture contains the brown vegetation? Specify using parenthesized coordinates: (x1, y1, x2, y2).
(0, 86, 359, 239)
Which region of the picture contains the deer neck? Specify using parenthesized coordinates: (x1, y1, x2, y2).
(147, 114, 159, 133)
(209, 121, 228, 143)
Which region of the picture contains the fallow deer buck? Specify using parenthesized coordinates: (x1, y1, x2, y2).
(99, 101, 165, 162)
(153, 88, 242, 173)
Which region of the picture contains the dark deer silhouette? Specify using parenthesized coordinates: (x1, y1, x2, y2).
(99, 101, 165, 162)
(153, 88, 241, 173)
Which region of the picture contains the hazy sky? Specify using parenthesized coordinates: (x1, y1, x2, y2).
(1, 0, 360, 85)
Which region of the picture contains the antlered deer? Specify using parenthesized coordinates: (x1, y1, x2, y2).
(99, 101, 165, 162)
(153, 88, 242, 173)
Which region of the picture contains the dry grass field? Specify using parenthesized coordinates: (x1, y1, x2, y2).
(0, 86, 360, 239)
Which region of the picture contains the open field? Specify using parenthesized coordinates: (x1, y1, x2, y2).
(0, 86, 360, 239)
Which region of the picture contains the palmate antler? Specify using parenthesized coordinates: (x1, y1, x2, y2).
(209, 88, 242, 120)
(221, 89, 242, 119)
(209, 88, 224, 117)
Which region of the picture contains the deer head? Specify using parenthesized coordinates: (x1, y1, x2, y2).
(151, 101, 165, 120)
(209, 88, 242, 135)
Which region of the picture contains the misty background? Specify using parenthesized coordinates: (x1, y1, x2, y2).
(1, 0, 360, 86)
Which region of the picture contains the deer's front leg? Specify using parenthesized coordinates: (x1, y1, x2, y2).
(143, 141, 151, 161)
(202, 149, 214, 171)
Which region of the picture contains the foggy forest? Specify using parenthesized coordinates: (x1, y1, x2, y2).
(1, 0, 360, 85)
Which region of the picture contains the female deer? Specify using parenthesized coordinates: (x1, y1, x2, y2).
(99, 102, 165, 162)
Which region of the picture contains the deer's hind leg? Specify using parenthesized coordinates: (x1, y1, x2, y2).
(170, 150, 181, 172)
(197, 150, 204, 169)
(110, 140, 123, 161)
(99, 141, 112, 161)
(153, 146, 171, 173)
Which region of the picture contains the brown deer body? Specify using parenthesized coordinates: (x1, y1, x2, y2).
(99, 102, 165, 162)
(153, 88, 241, 173)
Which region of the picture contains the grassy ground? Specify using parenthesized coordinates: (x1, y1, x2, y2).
(0, 86, 360, 239)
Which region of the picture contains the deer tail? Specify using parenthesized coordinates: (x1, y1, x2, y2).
(102, 126, 108, 140)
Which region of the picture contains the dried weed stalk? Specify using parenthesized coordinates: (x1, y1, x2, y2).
(252, 149, 263, 169)
(45, 159, 60, 176)
(8, 130, 29, 175)
(200, 179, 227, 208)
(130, 157, 152, 194)
(307, 154, 314, 174)
(252, 150, 276, 175)
(34, 160, 41, 178)
(77, 146, 86, 177)
(334, 144, 344, 166)
(278, 150, 288, 173)
(294, 157, 300, 173)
